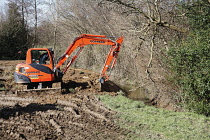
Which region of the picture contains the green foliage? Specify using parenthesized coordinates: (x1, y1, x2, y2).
(168, 34, 210, 115)
(167, 0, 210, 115)
(183, 0, 210, 31)
(100, 95, 210, 140)
(0, 2, 32, 60)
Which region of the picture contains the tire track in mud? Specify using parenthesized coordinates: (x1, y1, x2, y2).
(0, 93, 129, 140)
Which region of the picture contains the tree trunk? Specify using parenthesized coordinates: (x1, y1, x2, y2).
(33, 0, 37, 47)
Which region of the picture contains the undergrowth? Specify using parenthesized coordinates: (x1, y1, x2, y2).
(99, 94, 210, 140)
(165, 0, 210, 115)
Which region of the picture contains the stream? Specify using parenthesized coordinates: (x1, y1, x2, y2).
(119, 84, 152, 105)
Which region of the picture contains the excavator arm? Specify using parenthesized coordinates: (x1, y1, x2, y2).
(54, 34, 124, 82)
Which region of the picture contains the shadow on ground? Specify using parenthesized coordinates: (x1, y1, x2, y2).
(61, 80, 125, 94)
(0, 103, 58, 119)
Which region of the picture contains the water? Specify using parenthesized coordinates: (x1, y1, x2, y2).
(119, 84, 151, 105)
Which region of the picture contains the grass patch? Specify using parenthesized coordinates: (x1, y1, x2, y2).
(99, 94, 210, 140)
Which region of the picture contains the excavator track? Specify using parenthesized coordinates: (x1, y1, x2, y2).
(14, 82, 62, 97)
(15, 87, 62, 96)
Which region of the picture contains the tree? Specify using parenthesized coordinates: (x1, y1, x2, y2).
(0, 2, 32, 59)
(32, 0, 38, 47)
(36, 21, 55, 46)
(16, 0, 47, 46)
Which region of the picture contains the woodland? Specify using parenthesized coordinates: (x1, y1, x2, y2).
(0, 0, 209, 115)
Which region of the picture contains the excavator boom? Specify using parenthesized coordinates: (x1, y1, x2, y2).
(55, 34, 124, 82)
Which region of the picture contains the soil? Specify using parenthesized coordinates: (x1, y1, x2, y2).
(0, 60, 131, 140)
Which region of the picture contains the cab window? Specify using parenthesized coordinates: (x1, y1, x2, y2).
(31, 50, 50, 64)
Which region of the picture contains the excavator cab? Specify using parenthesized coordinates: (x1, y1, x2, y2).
(14, 48, 55, 89)
(26, 48, 54, 68)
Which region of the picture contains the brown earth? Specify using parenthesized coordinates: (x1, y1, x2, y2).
(0, 60, 179, 139)
(0, 60, 133, 140)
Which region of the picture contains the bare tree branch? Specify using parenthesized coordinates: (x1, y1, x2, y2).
(104, 0, 188, 33)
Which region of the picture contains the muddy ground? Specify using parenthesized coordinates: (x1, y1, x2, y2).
(0, 60, 133, 140)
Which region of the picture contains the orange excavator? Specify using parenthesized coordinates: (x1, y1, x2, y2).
(14, 34, 124, 90)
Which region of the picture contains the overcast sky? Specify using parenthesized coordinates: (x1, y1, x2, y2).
(0, 0, 6, 7)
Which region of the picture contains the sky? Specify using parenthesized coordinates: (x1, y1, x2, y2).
(0, 0, 53, 24)
(0, 0, 7, 8)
